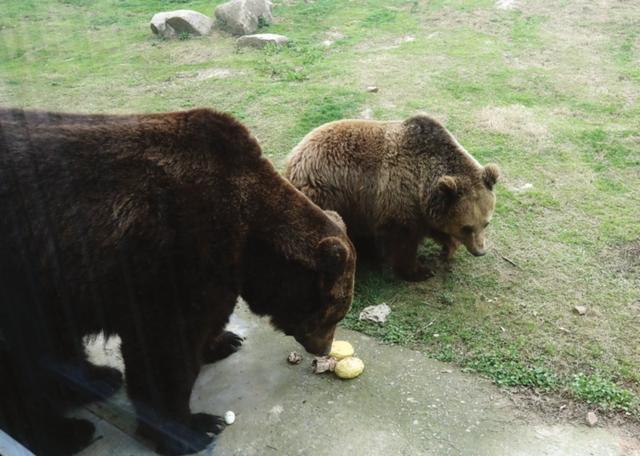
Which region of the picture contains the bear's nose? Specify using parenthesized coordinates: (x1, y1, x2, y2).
(472, 250, 486, 257)
(294, 330, 334, 356)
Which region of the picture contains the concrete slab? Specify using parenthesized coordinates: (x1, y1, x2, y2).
(79, 302, 640, 456)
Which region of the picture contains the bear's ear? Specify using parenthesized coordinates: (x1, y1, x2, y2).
(428, 175, 460, 218)
(316, 237, 349, 278)
(437, 175, 459, 197)
(482, 164, 500, 190)
(323, 210, 347, 232)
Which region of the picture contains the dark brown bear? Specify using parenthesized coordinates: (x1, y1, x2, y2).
(285, 115, 499, 281)
(0, 108, 356, 455)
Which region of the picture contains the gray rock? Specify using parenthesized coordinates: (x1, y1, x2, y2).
(496, 0, 519, 10)
(573, 305, 587, 316)
(586, 411, 598, 427)
(359, 107, 373, 119)
(359, 303, 391, 324)
(150, 10, 213, 38)
(150, 12, 176, 38)
(237, 33, 289, 49)
(214, 0, 273, 36)
(166, 11, 213, 36)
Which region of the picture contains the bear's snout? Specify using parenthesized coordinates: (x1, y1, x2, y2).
(463, 232, 488, 257)
(294, 326, 336, 356)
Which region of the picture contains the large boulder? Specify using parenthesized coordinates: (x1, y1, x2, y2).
(237, 33, 289, 49)
(150, 12, 176, 38)
(214, 0, 273, 36)
(150, 10, 213, 38)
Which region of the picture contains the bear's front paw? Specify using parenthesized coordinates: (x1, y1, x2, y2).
(144, 413, 224, 456)
(398, 261, 434, 282)
(202, 331, 244, 364)
(414, 262, 435, 281)
(190, 412, 226, 434)
(440, 240, 460, 260)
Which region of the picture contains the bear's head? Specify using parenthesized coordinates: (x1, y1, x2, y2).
(241, 211, 356, 356)
(427, 164, 500, 256)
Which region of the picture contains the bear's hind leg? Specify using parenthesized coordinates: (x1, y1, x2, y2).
(0, 343, 97, 455)
(41, 337, 124, 408)
(1, 393, 96, 456)
(121, 331, 224, 455)
(44, 416, 97, 456)
(57, 361, 124, 407)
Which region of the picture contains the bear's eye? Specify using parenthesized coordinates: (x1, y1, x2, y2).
(462, 225, 473, 235)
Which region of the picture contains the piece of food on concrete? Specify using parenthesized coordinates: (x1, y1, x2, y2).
(335, 356, 365, 379)
(224, 410, 236, 425)
(287, 351, 303, 364)
(312, 356, 337, 374)
(329, 340, 354, 360)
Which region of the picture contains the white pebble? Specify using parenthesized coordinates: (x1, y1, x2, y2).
(224, 410, 235, 425)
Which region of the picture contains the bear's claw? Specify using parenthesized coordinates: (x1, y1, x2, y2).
(202, 331, 244, 364)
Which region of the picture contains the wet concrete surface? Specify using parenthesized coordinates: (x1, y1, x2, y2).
(79, 302, 640, 456)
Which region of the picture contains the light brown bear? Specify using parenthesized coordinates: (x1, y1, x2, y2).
(285, 114, 500, 281)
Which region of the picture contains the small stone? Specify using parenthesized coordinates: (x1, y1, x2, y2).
(512, 182, 533, 192)
(359, 303, 391, 324)
(312, 356, 337, 374)
(224, 410, 235, 425)
(268, 405, 284, 423)
(366, 86, 379, 93)
(287, 351, 303, 364)
(574, 305, 587, 315)
(359, 107, 373, 119)
(237, 33, 289, 49)
(586, 411, 598, 427)
(496, 0, 518, 10)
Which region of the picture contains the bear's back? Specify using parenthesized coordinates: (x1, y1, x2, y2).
(289, 119, 402, 166)
(0, 109, 255, 255)
(286, 118, 423, 234)
(0, 108, 260, 332)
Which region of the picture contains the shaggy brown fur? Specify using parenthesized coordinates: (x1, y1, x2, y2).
(285, 115, 499, 281)
(0, 108, 355, 455)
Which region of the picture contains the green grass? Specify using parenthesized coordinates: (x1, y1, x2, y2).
(571, 373, 638, 413)
(1, 0, 639, 419)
